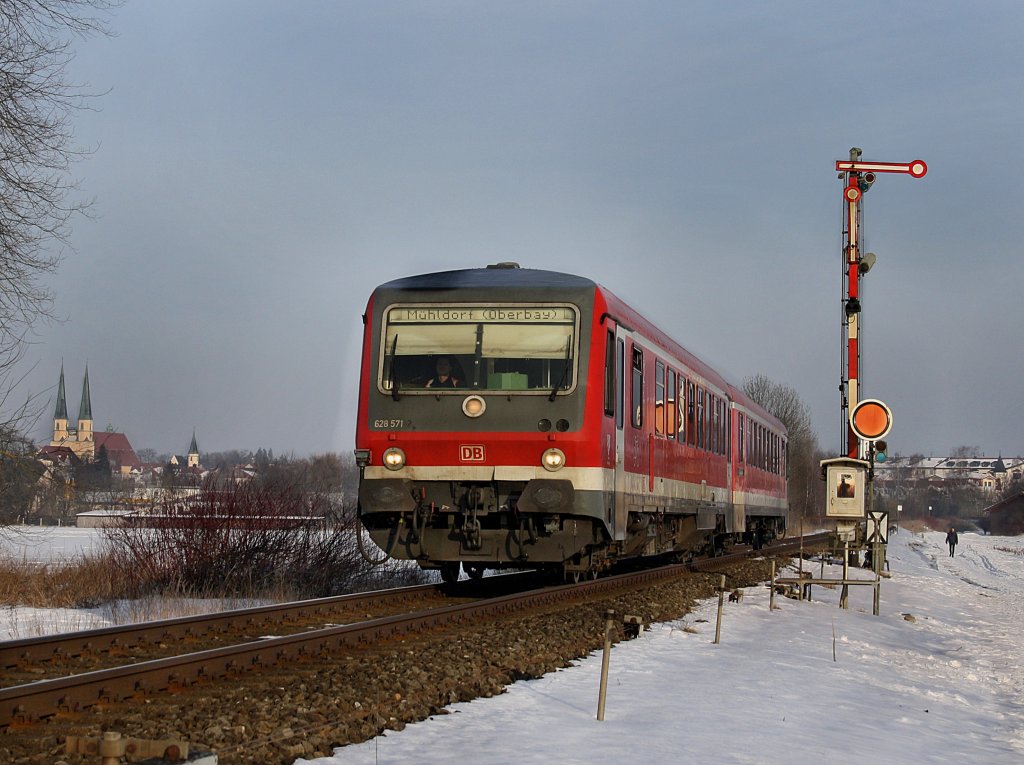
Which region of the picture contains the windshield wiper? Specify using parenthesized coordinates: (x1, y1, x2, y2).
(388, 334, 400, 401)
(548, 339, 572, 402)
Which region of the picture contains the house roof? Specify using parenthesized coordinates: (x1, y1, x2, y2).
(37, 444, 82, 466)
(983, 492, 1024, 516)
(94, 431, 141, 470)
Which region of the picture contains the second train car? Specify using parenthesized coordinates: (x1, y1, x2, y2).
(355, 263, 788, 582)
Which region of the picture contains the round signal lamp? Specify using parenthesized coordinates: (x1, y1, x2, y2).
(850, 399, 892, 441)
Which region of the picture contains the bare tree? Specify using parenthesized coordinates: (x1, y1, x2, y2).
(742, 374, 822, 520)
(949, 445, 981, 459)
(0, 424, 44, 522)
(0, 1, 117, 530)
(1, 2, 115, 350)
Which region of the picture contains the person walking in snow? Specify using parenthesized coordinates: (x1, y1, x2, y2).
(945, 527, 958, 557)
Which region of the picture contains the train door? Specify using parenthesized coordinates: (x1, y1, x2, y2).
(612, 328, 628, 541)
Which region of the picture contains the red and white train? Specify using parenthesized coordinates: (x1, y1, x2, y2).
(355, 264, 788, 582)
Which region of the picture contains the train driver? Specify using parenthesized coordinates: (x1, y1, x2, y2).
(425, 357, 461, 388)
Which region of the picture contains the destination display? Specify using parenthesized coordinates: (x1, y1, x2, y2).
(387, 305, 575, 324)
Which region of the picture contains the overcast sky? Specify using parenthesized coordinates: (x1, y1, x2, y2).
(17, 1, 1024, 459)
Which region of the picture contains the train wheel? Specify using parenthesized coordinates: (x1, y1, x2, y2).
(465, 563, 486, 581)
(439, 562, 460, 584)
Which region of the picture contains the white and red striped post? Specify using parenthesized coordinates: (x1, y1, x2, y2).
(835, 151, 926, 457)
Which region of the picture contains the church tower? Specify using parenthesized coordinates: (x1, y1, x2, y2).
(187, 430, 200, 468)
(77, 366, 94, 447)
(52, 364, 69, 444)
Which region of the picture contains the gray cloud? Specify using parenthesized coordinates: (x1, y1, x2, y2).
(20, 1, 1024, 459)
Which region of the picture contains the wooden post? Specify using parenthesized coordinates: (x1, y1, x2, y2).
(840, 539, 850, 609)
(596, 609, 615, 720)
(872, 540, 881, 616)
(714, 574, 726, 643)
(769, 559, 776, 611)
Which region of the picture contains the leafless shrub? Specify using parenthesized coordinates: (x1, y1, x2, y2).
(101, 473, 425, 599)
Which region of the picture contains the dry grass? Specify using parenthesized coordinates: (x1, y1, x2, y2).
(0, 552, 122, 609)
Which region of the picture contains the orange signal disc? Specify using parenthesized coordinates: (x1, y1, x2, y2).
(850, 399, 892, 440)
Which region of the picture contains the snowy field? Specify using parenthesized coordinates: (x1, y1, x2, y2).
(3, 527, 1023, 763)
(301, 529, 1024, 765)
(0, 526, 267, 639)
(0, 525, 106, 564)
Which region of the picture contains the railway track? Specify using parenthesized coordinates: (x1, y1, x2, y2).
(0, 575, 537, 685)
(1, 533, 828, 731)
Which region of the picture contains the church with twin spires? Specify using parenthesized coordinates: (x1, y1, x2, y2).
(44, 364, 199, 475)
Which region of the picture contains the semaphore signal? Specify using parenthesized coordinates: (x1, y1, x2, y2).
(836, 148, 926, 459)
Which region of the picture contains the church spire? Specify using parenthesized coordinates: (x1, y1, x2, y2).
(76, 366, 93, 445)
(78, 366, 92, 421)
(52, 363, 70, 445)
(54, 363, 68, 420)
(187, 429, 200, 468)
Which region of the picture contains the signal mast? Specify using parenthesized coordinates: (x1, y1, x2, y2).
(836, 148, 926, 459)
(819, 149, 927, 612)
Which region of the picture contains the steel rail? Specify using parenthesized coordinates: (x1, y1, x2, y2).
(0, 533, 828, 727)
(0, 581, 449, 671)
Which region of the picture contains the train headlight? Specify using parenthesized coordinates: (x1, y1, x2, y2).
(382, 447, 406, 471)
(462, 395, 486, 418)
(541, 448, 566, 472)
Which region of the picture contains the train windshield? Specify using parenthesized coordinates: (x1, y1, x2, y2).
(380, 304, 579, 394)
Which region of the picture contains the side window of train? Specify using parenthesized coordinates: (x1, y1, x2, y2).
(738, 413, 744, 462)
(603, 330, 615, 418)
(696, 387, 705, 449)
(631, 345, 643, 429)
(615, 338, 624, 430)
(687, 381, 696, 445)
(721, 401, 728, 455)
(708, 394, 716, 453)
(676, 375, 685, 443)
(655, 360, 665, 437)
(667, 370, 677, 438)
(717, 398, 723, 454)
(717, 399, 724, 455)
(712, 396, 720, 454)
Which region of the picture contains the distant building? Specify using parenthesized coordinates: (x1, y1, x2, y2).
(40, 364, 141, 476)
(874, 454, 1024, 497)
(169, 430, 202, 471)
(46, 364, 94, 460)
(983, 493, 1024, 536)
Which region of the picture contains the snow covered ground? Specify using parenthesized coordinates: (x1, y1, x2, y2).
(0, 526, 267, 640)
(0, 525, 105, 564)
(4, 526, 1023, 763)
(299, 529, 1024, 765)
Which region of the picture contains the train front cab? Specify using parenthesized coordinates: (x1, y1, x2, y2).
(355, 273, 617, 581)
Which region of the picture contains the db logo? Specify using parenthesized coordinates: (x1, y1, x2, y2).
(459, 445, 486, 462)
